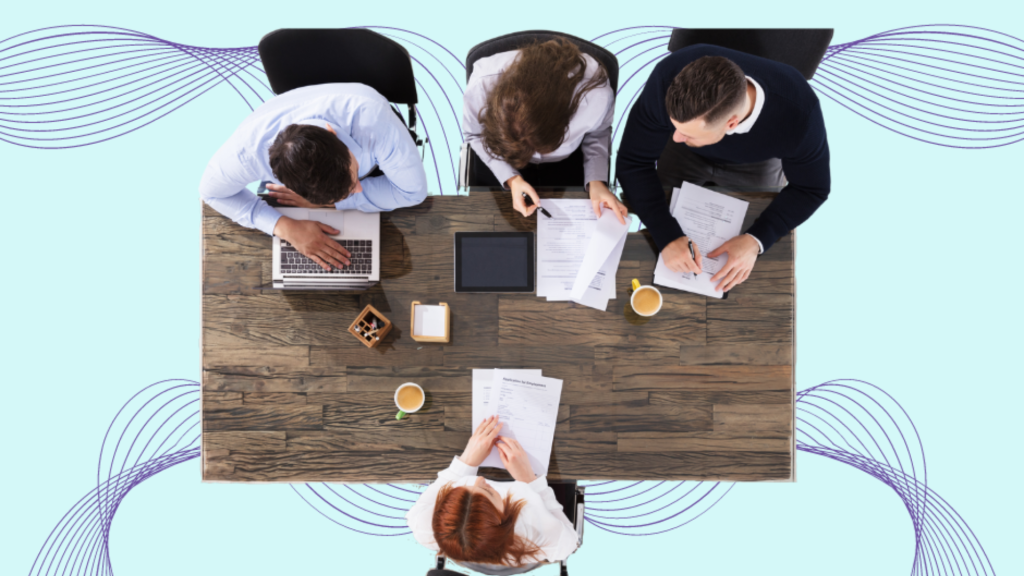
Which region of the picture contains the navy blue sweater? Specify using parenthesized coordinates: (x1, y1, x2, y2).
(616, 44, 830, 251)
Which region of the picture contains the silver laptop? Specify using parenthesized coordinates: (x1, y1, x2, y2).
(271, 207, 380, 290)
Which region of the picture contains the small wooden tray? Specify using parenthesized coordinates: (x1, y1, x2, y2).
(348, 304, 392, 348)
(410, 301, 450, 343)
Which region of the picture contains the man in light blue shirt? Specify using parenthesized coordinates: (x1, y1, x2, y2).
(199, 83, 427, 270)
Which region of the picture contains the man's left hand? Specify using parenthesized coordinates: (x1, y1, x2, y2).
(266, 183, 334, 209)
(707, 234, 759, 292)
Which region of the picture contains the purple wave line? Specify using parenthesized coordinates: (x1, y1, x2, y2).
(815, 64, 1023, 134)
(819, 49, 1024, 115)
(26, 374, 998, 575)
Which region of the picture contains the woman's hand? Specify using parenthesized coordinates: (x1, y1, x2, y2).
(508, 175, 540, 217)
(459, 415, 502, 467)
(266, 183, 335, 209)
(588, 181, 628, 225)
(496, 437, 537, 483)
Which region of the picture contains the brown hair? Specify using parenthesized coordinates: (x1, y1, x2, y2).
(268, 124, 354, 206)
(432, 483, 541, 566)
(665, 55, 747, 125)
(479, 38, 609, 169)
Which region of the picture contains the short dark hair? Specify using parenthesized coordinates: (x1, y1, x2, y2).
(665, 56, 747, 125)
(268, 124, 354, 205)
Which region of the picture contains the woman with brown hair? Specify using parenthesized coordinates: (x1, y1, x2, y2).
(405, 416, 579, 572)
(463, 38, 628, 224)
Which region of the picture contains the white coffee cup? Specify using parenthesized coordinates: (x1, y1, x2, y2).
(394, 382, 425, 420)
(630, 279, 663, 317)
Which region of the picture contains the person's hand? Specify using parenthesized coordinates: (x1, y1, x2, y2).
(588, 181, 627, 225)
(707, 234, 759, 292)
(273, 216, 351, 271)
(266, 183, 334, 209)
(459, 415, 502, 467)
(496, 437, 537, 483)
(508, 175, 539, 218)
(661, 236, 703, 275)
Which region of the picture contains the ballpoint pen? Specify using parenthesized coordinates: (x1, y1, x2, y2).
(688, 239, 698, 279)
(522, 192, 552, 218)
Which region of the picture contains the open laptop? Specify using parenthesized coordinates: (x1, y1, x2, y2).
(271, 207, 380, 290)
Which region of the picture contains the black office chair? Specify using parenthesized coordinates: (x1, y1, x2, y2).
(258, 28, 425, 150)
(427, 481, 585, 576)
(667, 28, 834, 80)
(460, 30, 619, 190)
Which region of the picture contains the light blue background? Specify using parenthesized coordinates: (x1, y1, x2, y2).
(2, 1, 1021, 574)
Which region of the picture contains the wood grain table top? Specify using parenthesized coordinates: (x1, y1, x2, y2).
(201, 189, 794, 483)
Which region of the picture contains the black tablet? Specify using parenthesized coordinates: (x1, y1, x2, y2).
(454, 232, 535, 293)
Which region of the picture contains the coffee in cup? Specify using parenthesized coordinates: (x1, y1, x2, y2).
(630, 279, 663, 317)
(395, 382, 425, 420)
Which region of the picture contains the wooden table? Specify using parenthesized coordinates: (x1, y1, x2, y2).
(202, 189, 794, 483)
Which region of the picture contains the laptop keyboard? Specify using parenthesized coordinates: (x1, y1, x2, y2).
(280, 240, 374, 275)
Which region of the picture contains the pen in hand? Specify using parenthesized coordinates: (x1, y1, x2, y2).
(522, 192, 552, 218)
(688, 239, 698, 279)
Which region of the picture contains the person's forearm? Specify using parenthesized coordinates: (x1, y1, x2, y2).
(203, 190, 282, 236)
(335, 175, 427, 212)
(617, 167, 685, 248)
(581, 127, 611, 187)
(469, 138, 519, 189)
(744, 182, 829, 251)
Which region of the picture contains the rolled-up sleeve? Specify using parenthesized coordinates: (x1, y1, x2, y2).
(199, 146, 282, 235)
(580, 87, 615, 187)
(335, 102, 428, 212)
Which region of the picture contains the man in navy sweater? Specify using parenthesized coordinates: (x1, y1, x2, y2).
(616, 44, 830, 292)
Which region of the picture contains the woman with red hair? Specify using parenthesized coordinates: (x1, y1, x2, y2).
(405, 416, 579, 572)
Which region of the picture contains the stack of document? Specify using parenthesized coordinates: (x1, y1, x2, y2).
(536, 199, 632, 311)
(471, 369, 563, 477)
(654, 182, 750, 299)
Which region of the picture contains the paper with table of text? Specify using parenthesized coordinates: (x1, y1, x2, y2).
(653, 182, 750, 299)
(471, 368, 563, 476)
(537, 199, 630, 311)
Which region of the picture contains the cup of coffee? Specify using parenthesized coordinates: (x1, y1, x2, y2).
(630, 279, 663, 317)
(395, 382, 425, 420)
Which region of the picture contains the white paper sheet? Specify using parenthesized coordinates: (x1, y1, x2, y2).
(537, 199, 631, 311)
(412, 305, 447, 337)
(478, 370, 563, 476)
(471, 369, 541, 442)
(569, 210, 631, 306)
(536, 200, 596, 301)
(654, 183, 749, 299)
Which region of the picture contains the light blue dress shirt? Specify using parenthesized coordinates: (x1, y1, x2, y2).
(199, 83, 428, 235)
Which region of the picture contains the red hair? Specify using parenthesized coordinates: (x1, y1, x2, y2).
(431, 483, 541, 566)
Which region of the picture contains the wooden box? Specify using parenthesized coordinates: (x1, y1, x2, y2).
(348, 304, 392, 348)
(410, 301, 450, 343)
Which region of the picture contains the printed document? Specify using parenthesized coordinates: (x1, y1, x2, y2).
(654, 182, 749, 299)
(537, 199, 630, 311)
(472, 369, 563, 476)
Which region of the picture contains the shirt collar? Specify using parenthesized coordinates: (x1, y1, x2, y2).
(726, 76, 764, 135)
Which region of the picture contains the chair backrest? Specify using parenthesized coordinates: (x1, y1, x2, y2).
(667, 28, 834, 80)
(258, 28, 418, 103)
(466, 30, 619, 92)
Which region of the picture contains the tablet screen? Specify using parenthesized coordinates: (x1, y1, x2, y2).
(455, 233, 534, 292)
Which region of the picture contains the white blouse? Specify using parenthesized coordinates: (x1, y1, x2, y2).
(461, 49, 615, 188)
(405, 456, 579, 564)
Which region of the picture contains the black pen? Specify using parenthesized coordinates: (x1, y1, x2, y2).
(522, 192, 552, 218)
(688, 239, 698, 279)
